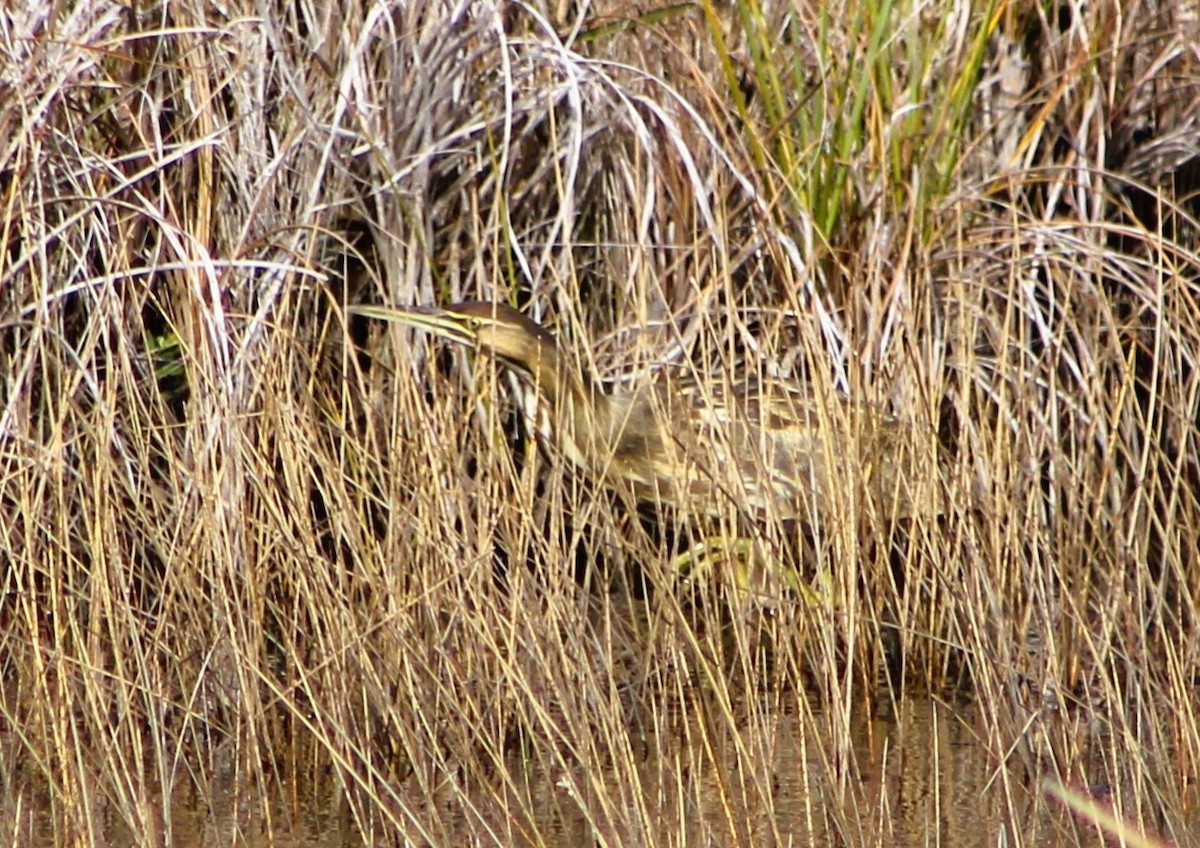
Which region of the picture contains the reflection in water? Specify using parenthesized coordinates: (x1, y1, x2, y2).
(479, 697, 1050, 848)
(10, 695, 1192, 846)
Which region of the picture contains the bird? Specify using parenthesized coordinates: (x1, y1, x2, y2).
(348, 300, 934, 523)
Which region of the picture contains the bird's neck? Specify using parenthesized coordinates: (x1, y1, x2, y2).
(518, 343, 612, 461)
(535, 345, 607, 417)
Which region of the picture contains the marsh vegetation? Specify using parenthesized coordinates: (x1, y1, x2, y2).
(2, 0, 1199, 844)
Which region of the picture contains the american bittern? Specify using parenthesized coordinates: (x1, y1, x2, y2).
(349, 301, 932, 521)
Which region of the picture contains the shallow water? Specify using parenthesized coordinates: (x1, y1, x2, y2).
(7, 694, 1192, 847)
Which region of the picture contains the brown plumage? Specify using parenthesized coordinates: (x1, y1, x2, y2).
(349, 301, 934, 521)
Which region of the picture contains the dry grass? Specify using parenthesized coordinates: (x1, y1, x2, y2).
(2, 0, 1199, 845)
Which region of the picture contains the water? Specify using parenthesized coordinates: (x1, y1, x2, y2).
(9, 695, 1190, 846)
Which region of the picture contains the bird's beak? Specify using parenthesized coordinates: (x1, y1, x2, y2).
(347, 304, 477, 346)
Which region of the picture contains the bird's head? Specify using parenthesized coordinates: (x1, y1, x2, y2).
(348, 300, 562, 387)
